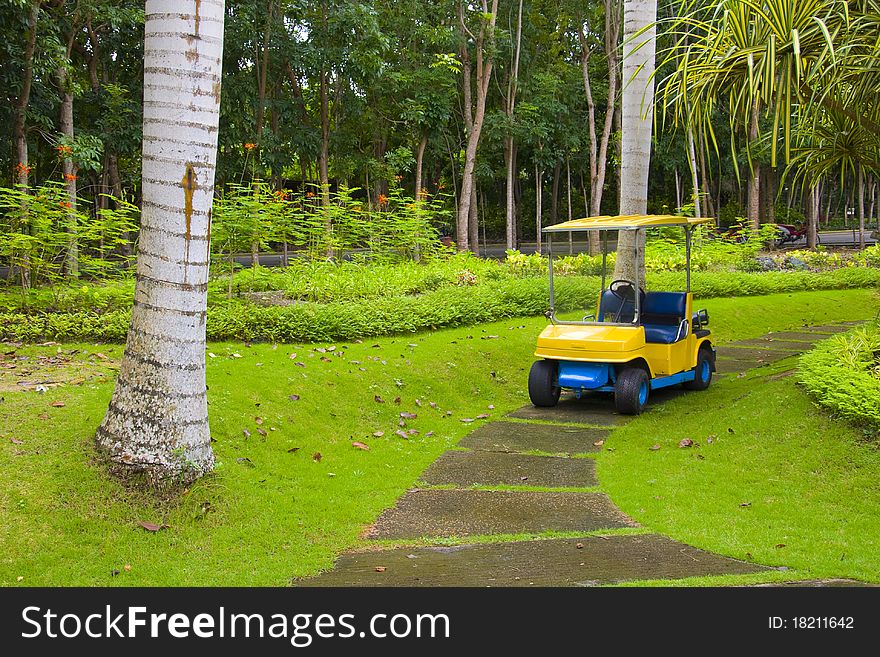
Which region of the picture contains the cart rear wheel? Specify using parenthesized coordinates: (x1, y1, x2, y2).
(684, 347, 713, 391)
(528, 360, 561, 407)
(615, 367, 649, 415)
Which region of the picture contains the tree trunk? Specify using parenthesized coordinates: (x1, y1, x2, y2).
(414, 131, 428, 200)
(469, 184, 479, 254)
(96, 0, 224, 487)
(57, 64, 79, 277)
(551, 161, 561, 224)
(614, 0, 656, 286)
(686, 128, 701, 217)
(747, 102, 761, 230)
(504, 0, 523, 251)
(806, 183, 819, 249)
(579, 0, 620, 226)
(456, 0, 499, 252)
(858, 163, 866, 250)
(535, 163, 543, 254)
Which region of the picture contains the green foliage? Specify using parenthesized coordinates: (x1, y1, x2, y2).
(0, 184, 136, 290)
(798, 322, 880, 430)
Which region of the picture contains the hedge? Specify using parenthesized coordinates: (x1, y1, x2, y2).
(798, 323, 880, 430)
(1, 268, 878, 343)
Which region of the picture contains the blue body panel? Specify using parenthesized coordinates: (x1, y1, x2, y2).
(558, 361, 695, 393)
(557, 361, 612, 389)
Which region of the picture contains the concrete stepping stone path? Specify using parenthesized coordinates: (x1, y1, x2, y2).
(299, 535, 765, 587)
(298, 323, 862, 587)
(459, 421, 606, 454)
(365, 489, 635, 539)
(420, 450, 598, 488)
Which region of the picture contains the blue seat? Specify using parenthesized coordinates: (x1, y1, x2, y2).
(641, 292, 688, 344)
(598, 289, 641, 323)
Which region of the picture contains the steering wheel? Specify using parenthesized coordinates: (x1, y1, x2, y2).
(609, 279, 639, 301)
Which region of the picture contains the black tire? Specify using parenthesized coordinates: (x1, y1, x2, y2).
(614, 367, 649, 415)
(528, 360, 561, 407)
(684, 347, 713, 391)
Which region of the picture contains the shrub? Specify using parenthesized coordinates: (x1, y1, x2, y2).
(798, 323, 880, 430)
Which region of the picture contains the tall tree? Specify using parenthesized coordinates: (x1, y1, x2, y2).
(614, 0, 656, 285)
(96, 0, 224, 487)
(503, 0, 524, 250)
(456, 0, 498, 252)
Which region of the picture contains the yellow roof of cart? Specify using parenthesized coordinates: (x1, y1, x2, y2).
(542, 214, 713, 233)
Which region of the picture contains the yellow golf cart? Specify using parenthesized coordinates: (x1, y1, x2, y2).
(529, 215, 715, 415)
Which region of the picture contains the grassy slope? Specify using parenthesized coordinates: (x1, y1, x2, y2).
(0, 288, 877, 586)
(600, 359, 880, 584)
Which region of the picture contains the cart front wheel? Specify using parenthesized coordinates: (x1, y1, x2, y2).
(615, 367, 649, 415)
(528, 360, 561, 407)
(683, 347, 713, 391)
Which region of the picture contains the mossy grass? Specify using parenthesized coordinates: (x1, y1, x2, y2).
(0, 289, 877, 585)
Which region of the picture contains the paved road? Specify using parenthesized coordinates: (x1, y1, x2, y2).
(0, 230, 874, 280)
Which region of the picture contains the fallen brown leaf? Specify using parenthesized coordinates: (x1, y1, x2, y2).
(649, 444, 661, 451)
(393, 396, 401, 405)
(394, 430, 408, 439)
(375, 566, 386, 573)
(255, 417, 264, 425)
(460, 418, 475, 423)
(137, 521, 166, 532)
(373, 430, 385, 437)
(124, 564, 131, 572)
(352, 441, 370, 451)
(257, 428, 267, 437)
(312, 452, 322, 462)
(678, 438, 694, 448)
(400, 412, 417, 419)
(243, 429, 251, 438)
(576, 543, 584, 549)
(374, 395, 385, 403)
(593, 439, 605, 447)
(775, 543, 786, 549)
(50, 401, 65, 408)
(289, 394, 300, 401)
(10, 438, 23, 445)
(287, 447, 300, 453)
(475, 413, 490, 419)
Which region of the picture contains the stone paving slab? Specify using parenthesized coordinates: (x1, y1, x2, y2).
(728, 339, 814, 351)
(714, 359, 763, 375)
(800, 324, 856, 333)
(298, 534, 767, 587)
(420, 450, 598, 488)
(459, 421, 607, 454)
(716, 347, 796, 363)
(507, 396, 624, 425)
(761, 331, 827, 343)
(367, 489, 637, 539)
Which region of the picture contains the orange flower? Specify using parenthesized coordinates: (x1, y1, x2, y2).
(64, 173, 77, 182)
(377, 194, 388, 205)
(55, 144, 73, 156)
(14, 162, 32, 175)
(395, 175, 404, 182)
(244, 142, 257, 151)
(305, 191, 315, 198)
(59, 201, 73, 209)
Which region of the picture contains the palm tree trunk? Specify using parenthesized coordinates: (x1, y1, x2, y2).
(858, 163, 865, 250)
(614, 0, 656, 286)
(57, 64, 79, 277)
(97, 0, 224, 487)
(747, 102, 761, 230)
(504, 0, 523, 250)
(806, 183, 820, 249)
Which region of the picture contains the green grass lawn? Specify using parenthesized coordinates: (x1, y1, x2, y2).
(600, 359, 880, 584)
(0, 288, 877, 586)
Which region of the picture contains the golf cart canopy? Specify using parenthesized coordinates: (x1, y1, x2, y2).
(542, 214, 713, 327)
(542, 214, 713, 233)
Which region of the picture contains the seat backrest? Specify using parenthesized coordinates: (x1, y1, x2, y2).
(642, 292, 687, 325)
(598, 290, 635, 323)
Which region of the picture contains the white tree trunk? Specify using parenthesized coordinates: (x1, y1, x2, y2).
(96, 0, 224, 487)
(614, 0, 656, 285)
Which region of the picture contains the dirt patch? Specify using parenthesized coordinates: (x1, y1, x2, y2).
(0, 343, 120, 393)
